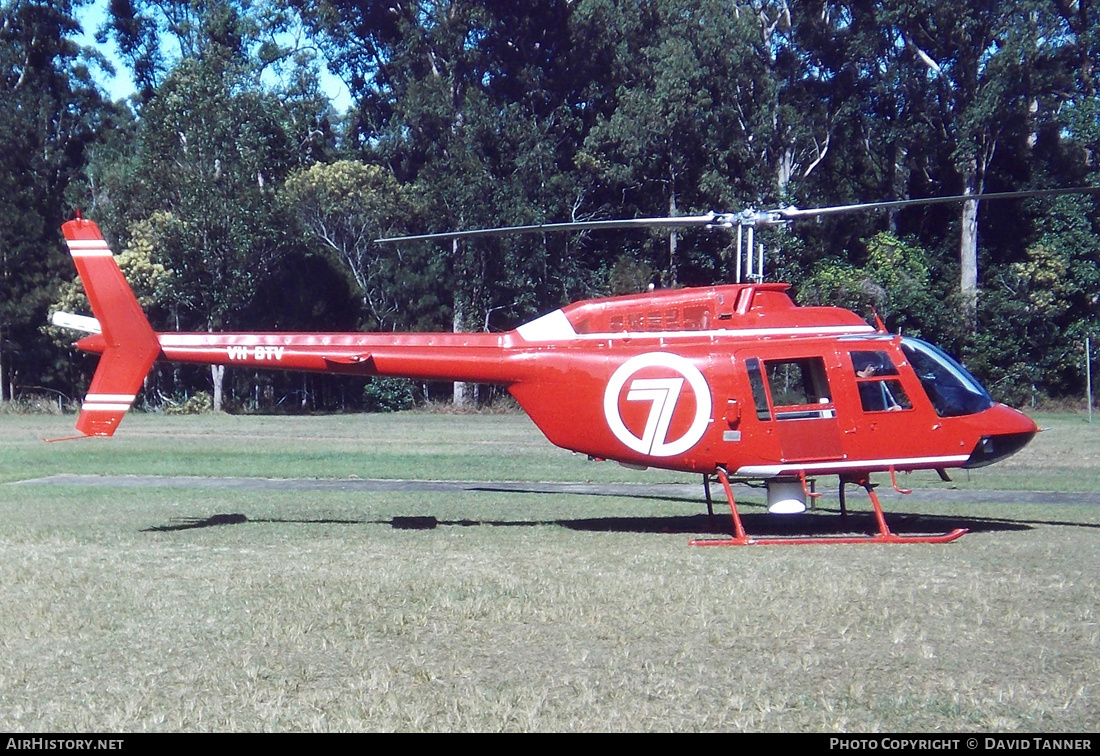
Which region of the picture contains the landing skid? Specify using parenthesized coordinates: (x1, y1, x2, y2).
(690, 469, 968, 546)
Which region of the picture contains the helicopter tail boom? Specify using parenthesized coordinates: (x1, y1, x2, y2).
(59, 217, 513, 437)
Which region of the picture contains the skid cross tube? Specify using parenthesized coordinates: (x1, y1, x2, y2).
(690, 470, 968, 546)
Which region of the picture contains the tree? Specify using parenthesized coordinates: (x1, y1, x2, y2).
(969, 193, 1100, 404)
(132, 54, 296, 409)
(798, 232, 961, 343)
(103, 0, 312, 96)
(875, 0, 1061, 319)
(579, 0, 764, 285)
(297, 0, 593, 403)
(0, 0, 110, 404)
(282, 160, 416, 328)
(576, 0, 777, 284)
(575, 0, 866, 286)
(83, 0, 341, 409)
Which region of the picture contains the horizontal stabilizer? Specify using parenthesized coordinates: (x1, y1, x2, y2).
(52, 311, 102, 334)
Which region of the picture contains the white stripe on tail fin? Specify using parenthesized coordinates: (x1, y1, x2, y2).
(62, 217, 161, 437)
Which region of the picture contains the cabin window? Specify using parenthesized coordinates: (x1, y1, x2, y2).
(850, 350, 912, 412)
(850, 350, 898, 378)
(763, 357, 834, 420)
(857, 380, 912, 412)
(746, 358, 771, 420)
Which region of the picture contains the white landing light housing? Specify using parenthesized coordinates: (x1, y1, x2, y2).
(766, 479, 807, 514)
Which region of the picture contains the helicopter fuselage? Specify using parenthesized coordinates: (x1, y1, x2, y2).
(61, 216, 1038, 544)
(74, 279, 1036, 480)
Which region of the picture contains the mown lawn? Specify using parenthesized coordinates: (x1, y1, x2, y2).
(0, 410, 1097, 731)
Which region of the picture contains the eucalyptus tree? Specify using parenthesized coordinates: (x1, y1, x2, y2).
(102, 0, 324, 99)
(282, 160, 416, 329)
(871, 0, 1064, 319)
(577, 0, 765, 285)
(575, 0, 873, 286)
(965, 190, 1100, 404)
(293, 0, 592, 402)
(84, 0, 345, 409)
(0, 0, 110, 404)
(126, 53, 297, 410)
(86, 0, 316, 408)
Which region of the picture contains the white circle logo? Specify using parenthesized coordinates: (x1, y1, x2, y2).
(603, 352, 712, 457)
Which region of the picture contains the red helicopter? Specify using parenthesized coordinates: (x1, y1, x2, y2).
(55, 190, 1079, 546)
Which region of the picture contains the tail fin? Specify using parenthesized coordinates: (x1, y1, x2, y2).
(62, 217, 160, 437)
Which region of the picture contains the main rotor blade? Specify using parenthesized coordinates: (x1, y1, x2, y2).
(377, 186, 1098, 244)
(375, 213, 725, 244)
(777, 186, 1100, 221)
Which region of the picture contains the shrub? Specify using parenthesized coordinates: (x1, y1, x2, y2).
(363, 377, 416, 413)
(163, 391, 214, 415)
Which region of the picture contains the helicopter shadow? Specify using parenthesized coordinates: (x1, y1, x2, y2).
(456, 484, 1100, 536)
(141, 503, 1083, 538)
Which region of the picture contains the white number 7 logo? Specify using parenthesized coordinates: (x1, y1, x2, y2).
(603, 353, 712, 457)
(626, 378, 684, 455)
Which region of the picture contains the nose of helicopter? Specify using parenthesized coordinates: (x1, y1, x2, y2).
(963, 404, 1039, 468)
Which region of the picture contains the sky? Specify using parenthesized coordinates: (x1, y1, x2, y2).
(73, 0, 352, 111)
(74, 0, 135, 102)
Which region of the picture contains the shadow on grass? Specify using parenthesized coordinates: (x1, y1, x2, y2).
(140, 507, 1096, 538)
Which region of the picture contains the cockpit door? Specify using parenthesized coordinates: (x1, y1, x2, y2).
(745, 352, 845, 463)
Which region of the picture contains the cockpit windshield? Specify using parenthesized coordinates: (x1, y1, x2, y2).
(900, 337, 994, 417)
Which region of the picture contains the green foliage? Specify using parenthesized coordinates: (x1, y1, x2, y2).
(362, 377, 417, 413)
(282, 160, 419, 329)
(163, 391, 214, 415)
(968, 212, 1100, 405)
(0, 0, 111, 401)
(579, 0, 772, 284)
(127, 54, 295, 331)
(300, 1, 599, 330)
(798, 233, 960, 344)
(607, 256, 654, 296)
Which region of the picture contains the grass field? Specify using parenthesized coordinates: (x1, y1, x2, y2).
(0, 410, 1097, 731)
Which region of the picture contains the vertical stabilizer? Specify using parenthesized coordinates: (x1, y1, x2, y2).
(62, 217, 161, 436)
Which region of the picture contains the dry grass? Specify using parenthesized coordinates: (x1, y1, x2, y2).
(0, 411, 1097, 731)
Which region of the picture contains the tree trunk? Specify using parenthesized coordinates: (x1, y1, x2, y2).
(211, 364, 225, 412)
(959, 158, 982, 323)
(668, 190, 678, 287)
(885, 141, 902, 234)
(960, 196, 979, 308)
(452, 239, 471, 407)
